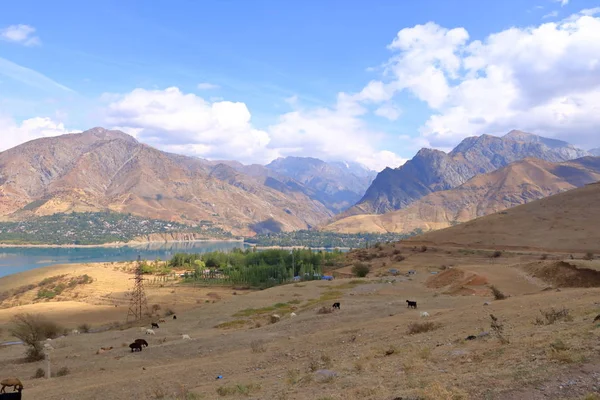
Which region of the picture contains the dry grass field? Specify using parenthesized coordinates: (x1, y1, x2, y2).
(2, 243, 600, 400)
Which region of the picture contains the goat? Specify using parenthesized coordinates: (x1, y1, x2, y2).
(151, 322, 160, 329)
(406, 300, 417, 309)
(332, 302, 341, 309)
(146, 329, 155, 335)
(1, 378, 23, 393)
(420, 311, 430, 318)
(290, 312, 297, 317)
(134, 339, 148, 347)
(182, 334, 191, 340)
(158, 319, 166, 323)
(129, 342, 143, 352)
(71, 329, 80, 335)
(173, 315, 177, 320)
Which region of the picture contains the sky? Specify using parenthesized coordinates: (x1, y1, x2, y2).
(1, 0, 600, 171)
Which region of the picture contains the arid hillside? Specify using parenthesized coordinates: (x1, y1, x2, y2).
(407, 180, 600, 253)
(0, 128, 332, 235)
(3, 244, 600, 399)
(323, 157, 600, 235)
(342, 130, 589, 217)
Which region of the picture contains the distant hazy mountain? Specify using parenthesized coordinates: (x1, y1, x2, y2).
(323, 156, 600, 234)
(264, 157, 377, 213)
(0, 128, 333, 236)
(590, 148, 600, 156)
(343, 130, 589, 216)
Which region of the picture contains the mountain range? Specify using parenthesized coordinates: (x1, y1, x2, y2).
(0, 126, 597, 239)
(341, 130, 589, 218)
(0, 128, 374, 236)
(323, 156, 600, 234)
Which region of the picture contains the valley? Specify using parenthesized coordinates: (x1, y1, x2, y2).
(2, 185, 600, 399)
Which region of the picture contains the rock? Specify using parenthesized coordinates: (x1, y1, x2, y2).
(315, 369, 337, 382)
(270, 314, 281, 324)
(484, 302, 491, 306)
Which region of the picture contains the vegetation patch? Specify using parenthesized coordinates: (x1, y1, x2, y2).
(0, 211, 231, 245)
(233, 302, 293, 317)
(216, 383, 261, 396)
(214, 319, 249, 329)
(407, 321, 440, 335)
(535, 307, 572, 325)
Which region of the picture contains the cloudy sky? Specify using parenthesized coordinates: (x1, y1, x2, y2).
(1, 0, 600, 171)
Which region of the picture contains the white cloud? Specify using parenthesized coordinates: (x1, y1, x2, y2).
(100, 87, 400, 170)
(374, 103, 402, 120)
(356, 150, 406, 171)
(361, 11, 600, 150)
(0, 116, 79, 151)
(103, 87, 275, 164)
(197, 82, 219, 90)
(0, 57, 74, 93)
(0, 25, 40, 46)
(543, 11, 559, 18)
(555, 0, 569, 6)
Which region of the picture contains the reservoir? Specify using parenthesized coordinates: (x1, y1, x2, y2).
(0, 241, 246, 278)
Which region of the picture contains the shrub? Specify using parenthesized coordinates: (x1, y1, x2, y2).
(490, 285, 506, 300)
(535, 308, 572, 325)
(490, 314, 509, 344)
(394, 254, 406, 262)
(33, 367, 45, 379)
(317, 306, 333, 315)
(351, 262, 370, 278)
(10, 313, 64, 361)
(151, 304, 161, 314)
(407, 321, 440, 335)
(250, 340, 266, 353)
(78, 323, 91, 333)
(164, 308, 176, 316)
(540, 254, 549, 260)
(584, 252, 595, 261)
(420, 245, 428, 253)
(392, 249, 401, 255)
(55, 367, 70, 377)
(491, 250, 502, 258)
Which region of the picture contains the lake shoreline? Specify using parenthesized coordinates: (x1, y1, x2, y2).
(0, 238, 245, 249)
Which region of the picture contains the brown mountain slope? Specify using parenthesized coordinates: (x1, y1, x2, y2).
(0, 128, 332, 235)
(322, 157, 600, 234)
(342, 130, 589, 218)
(405, 180, 600, 253)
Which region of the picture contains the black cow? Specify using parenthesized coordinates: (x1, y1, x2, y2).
(129, 342, 143, 352)
(406, 300, 417, 309)
(332, 302, 340, 309)
(151, 322, 159, 329)
(134, 339, 148, 347)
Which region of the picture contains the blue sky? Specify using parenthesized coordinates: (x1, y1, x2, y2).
(2, 0, 600, 170)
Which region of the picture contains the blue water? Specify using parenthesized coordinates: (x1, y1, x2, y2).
(0, 241, 246, 278)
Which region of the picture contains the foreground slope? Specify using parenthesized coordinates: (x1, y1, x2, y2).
(407, 180, 600, 253)
(344, 130, 589, 217)
(323, 157, 600, 234)
(0, 128, 332, 235)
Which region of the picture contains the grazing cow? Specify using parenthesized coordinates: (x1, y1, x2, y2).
(134, 339, 148, 347)
(173, 315, 177, 320)
(129, 342, 143, 352)
(332, 302, 341, 310)
(146, 329, 155, 335)
(406, 300, 417, 309)
(151, 322, 160, 329)
(1, 378, 23, 393)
